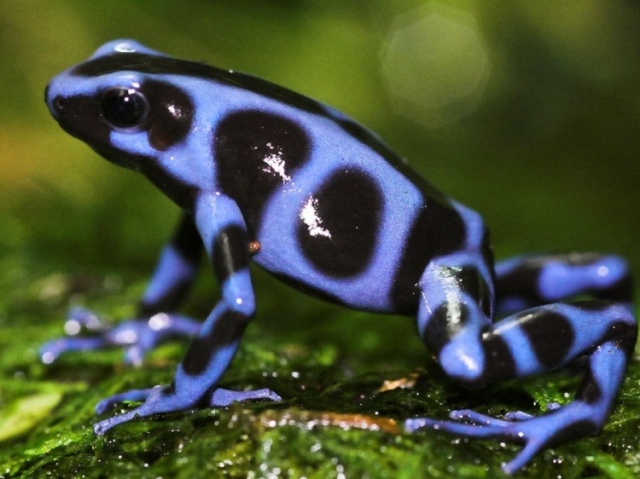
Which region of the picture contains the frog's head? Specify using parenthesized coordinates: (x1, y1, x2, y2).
(45, 40, 194, 171)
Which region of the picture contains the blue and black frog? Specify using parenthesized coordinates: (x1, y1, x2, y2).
(43, 40, 637, 473)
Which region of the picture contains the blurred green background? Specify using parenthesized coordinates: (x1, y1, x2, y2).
(1, 0, 640, 477)
(3, 0, 640, 270)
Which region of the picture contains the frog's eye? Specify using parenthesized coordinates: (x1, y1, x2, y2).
(100, 87, 149, 129)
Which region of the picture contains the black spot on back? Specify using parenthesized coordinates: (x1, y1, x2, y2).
(297, 169, 382, 278)
(74, 52, 451, 205)
(142, 79, 193, 151)
(214, 110, 310, 237)
(390, 202, 466, 314)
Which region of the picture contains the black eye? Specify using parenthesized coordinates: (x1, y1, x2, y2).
(100, 87, 148, 129)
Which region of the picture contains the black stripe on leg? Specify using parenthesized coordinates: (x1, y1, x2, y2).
(137, 217, 202, 316)
(603, 320, 638, 357)
(422, 303, 471, 356)
(172, 214, 203, 265)
(574, 362, 603, 405)
(595, 275, 634, 303)
(572, 304, 637, 356)
(212, 226, 249, 284)
(520, 311, 575, 368)
(495, 264, 542, 303)
(182, 311, 248, 376)
(455, 267, 493, 320)
(477, 331, 518, 385)
(137, 282, 192, 317)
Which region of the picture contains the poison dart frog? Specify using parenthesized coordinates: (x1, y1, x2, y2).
(43, 40, 637, 473)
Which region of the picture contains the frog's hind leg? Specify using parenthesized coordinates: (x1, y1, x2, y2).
(407, 259, 637, 474)
(494, 253, 632, 315)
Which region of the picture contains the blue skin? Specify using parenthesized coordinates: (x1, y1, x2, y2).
(43, 40, 637, 474)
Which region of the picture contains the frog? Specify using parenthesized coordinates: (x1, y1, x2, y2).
(43, 40, 637, 474)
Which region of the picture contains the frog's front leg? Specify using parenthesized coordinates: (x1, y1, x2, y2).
(406, 258, 637, 474)
(93, 193, 280, 434)
(40, 213, 203, 366)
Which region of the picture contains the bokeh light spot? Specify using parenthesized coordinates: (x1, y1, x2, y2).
(381, 3, 490, 128)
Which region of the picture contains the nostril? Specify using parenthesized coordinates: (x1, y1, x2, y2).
(54, 96, 66, 111)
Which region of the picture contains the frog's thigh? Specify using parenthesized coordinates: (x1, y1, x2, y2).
(494, 253, 632, 315)
(422, 298, 635, 390)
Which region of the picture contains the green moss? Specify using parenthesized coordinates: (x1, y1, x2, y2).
(1, 261, 639, 478)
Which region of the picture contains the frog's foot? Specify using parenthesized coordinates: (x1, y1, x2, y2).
(405, 401, 601, 474)
(94, 385, 282, 434)
(501, 402, 561, 422)
(40, 307, 201, 366)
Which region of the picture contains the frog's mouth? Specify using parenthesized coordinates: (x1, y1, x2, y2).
(54, 118, 135, 170)
(47, 92, 137, 170)
(90, 144, 136, 169)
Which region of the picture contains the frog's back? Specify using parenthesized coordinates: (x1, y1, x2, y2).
(196, 79, 480, 314)
(49, 40, 484, 314)
(161, 66, 476, 313)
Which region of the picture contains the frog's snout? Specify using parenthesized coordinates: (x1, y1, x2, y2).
(45, 81, 69, 121)
(44, 82, 60, 120)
